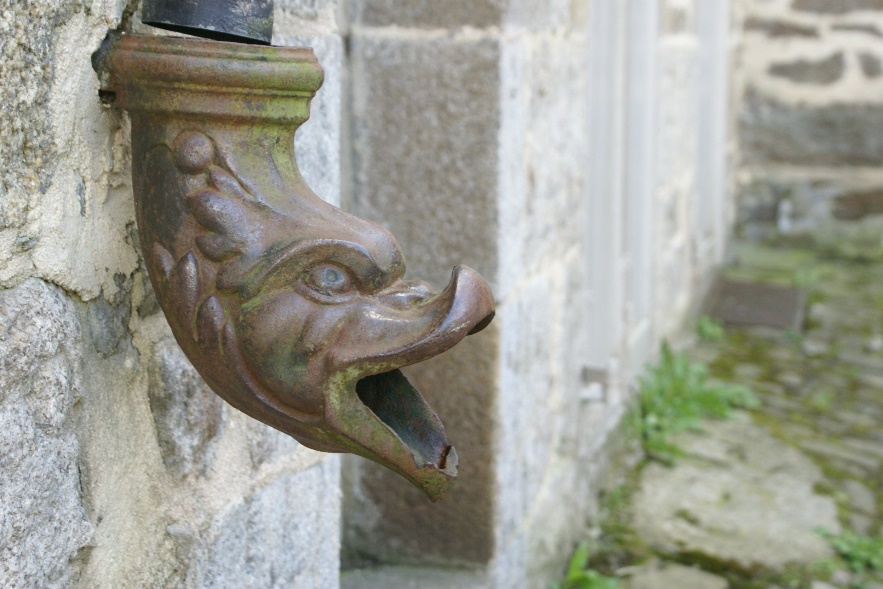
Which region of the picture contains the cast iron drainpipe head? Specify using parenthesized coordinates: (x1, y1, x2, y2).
(142, 0, 274, 45)
(101, 34, 495, 502)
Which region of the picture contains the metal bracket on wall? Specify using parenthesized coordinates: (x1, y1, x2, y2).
(99, 34, 495, 501)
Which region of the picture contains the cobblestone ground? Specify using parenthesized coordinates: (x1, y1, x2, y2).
(694, 241, 881, 588)
(583, 240, 883, 589)
(703, 241, 882, 542)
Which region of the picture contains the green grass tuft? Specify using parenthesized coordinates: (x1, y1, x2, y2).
(697, 315, 726, 342)
(816, 528, 883, 575)
(633, 342, 759, 464)
(556, 543, 620, 589)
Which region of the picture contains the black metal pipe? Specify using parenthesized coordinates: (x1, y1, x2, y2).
(141, 0, 274, 45)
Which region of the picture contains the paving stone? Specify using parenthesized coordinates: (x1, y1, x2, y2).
(839, 349, 883, 372)
(705, 278, 807, 330)
(848, 512, 875, 535)
(815, 417, 851, 437)
(856, 372, 883, 389)
(798, 439, 880, 472)
(341, 566, 489, 589)
(633, 414, 838, 572)
(761, 394, 805, 414)
(733, 363, 765, 380)
(775, 421, 817, 440)
(802, 339, 831, 357)
(831, 570, 853, 586)
(842, 437, 883, 461)
(754, 381, 788, 397)
(777, 371, 805, 388)
(836, 411, 877, 429)
(624, 563, 729, 589)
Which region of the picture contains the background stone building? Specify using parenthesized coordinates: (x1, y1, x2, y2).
(733, 0, 883, 237)
(1, 0, 737, 588)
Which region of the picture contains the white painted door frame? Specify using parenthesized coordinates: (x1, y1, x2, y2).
(584, 0, 661, 398)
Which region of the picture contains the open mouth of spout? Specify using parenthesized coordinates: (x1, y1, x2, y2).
(350, 300, 493, 496)
(323, 265, 494, 500)
(356, 369, 455, 472)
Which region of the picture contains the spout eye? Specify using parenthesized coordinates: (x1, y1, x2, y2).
(307, 264, 355, 297)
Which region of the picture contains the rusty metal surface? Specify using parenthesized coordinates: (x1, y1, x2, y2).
(705, 277, 807, 331)
(142, 0, 274, 45)
(105, 34, 495, 501)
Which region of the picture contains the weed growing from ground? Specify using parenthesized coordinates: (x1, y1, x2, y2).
(697, 315, 726, 342)
(816, 529, 883, 575)
(633, 342, 759, 464)
(556, 543, 620, 589)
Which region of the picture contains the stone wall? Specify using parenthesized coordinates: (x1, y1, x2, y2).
(0, 1, 343, 587)
(733, 0, 883, 235)
(340, 1, 733, 587)
(0, 0, 736, 587)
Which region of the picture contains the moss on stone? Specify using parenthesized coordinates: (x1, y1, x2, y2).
(576, 240, 883, 588)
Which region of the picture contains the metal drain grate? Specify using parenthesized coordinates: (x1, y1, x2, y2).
(704, 278, 808, 331)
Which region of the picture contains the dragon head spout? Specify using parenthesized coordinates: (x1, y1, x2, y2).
(108, 35, 494, 501)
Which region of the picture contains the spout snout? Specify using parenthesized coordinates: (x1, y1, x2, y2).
(445, 265, 495, 336)
(326, 264, 493, 500)
(106, 32, 497, 504)
(410, 265, 496, 355)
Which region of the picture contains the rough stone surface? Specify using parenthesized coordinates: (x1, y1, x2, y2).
(632, 413, 839, 571)
(0, 1, 345, 587)
(192, 460, 341, 589)
(832, 22, 883, 36)
(860, 52, 883, 77)
(625, 563, 730, 589)
(704, 241, 883, 589)
(344, 2, 730, 587)
(734, 0, 883, 232)
(792, 0, 883, 14)
(841, 479, 878, 515)
(744, 17, 819, 37)
(740, 89, 883, 166)
(344, 33, 502, 569)
(496, 30, 590, 298)
(344, 15, 612, 589)
(273, 8, 343, 207)
(735, 174, 883, 236)
(341, 565, 489, 589)
(348, 33, 501, 290)
(833, 187, 883, 220)
(348, 0, 505, 28)
(0, 279, 93, 588)
(768, 53, 845, 85)
(147, 337, 225, 478)
(0, 0, 89, 228)
(343, 331, 499, 566)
